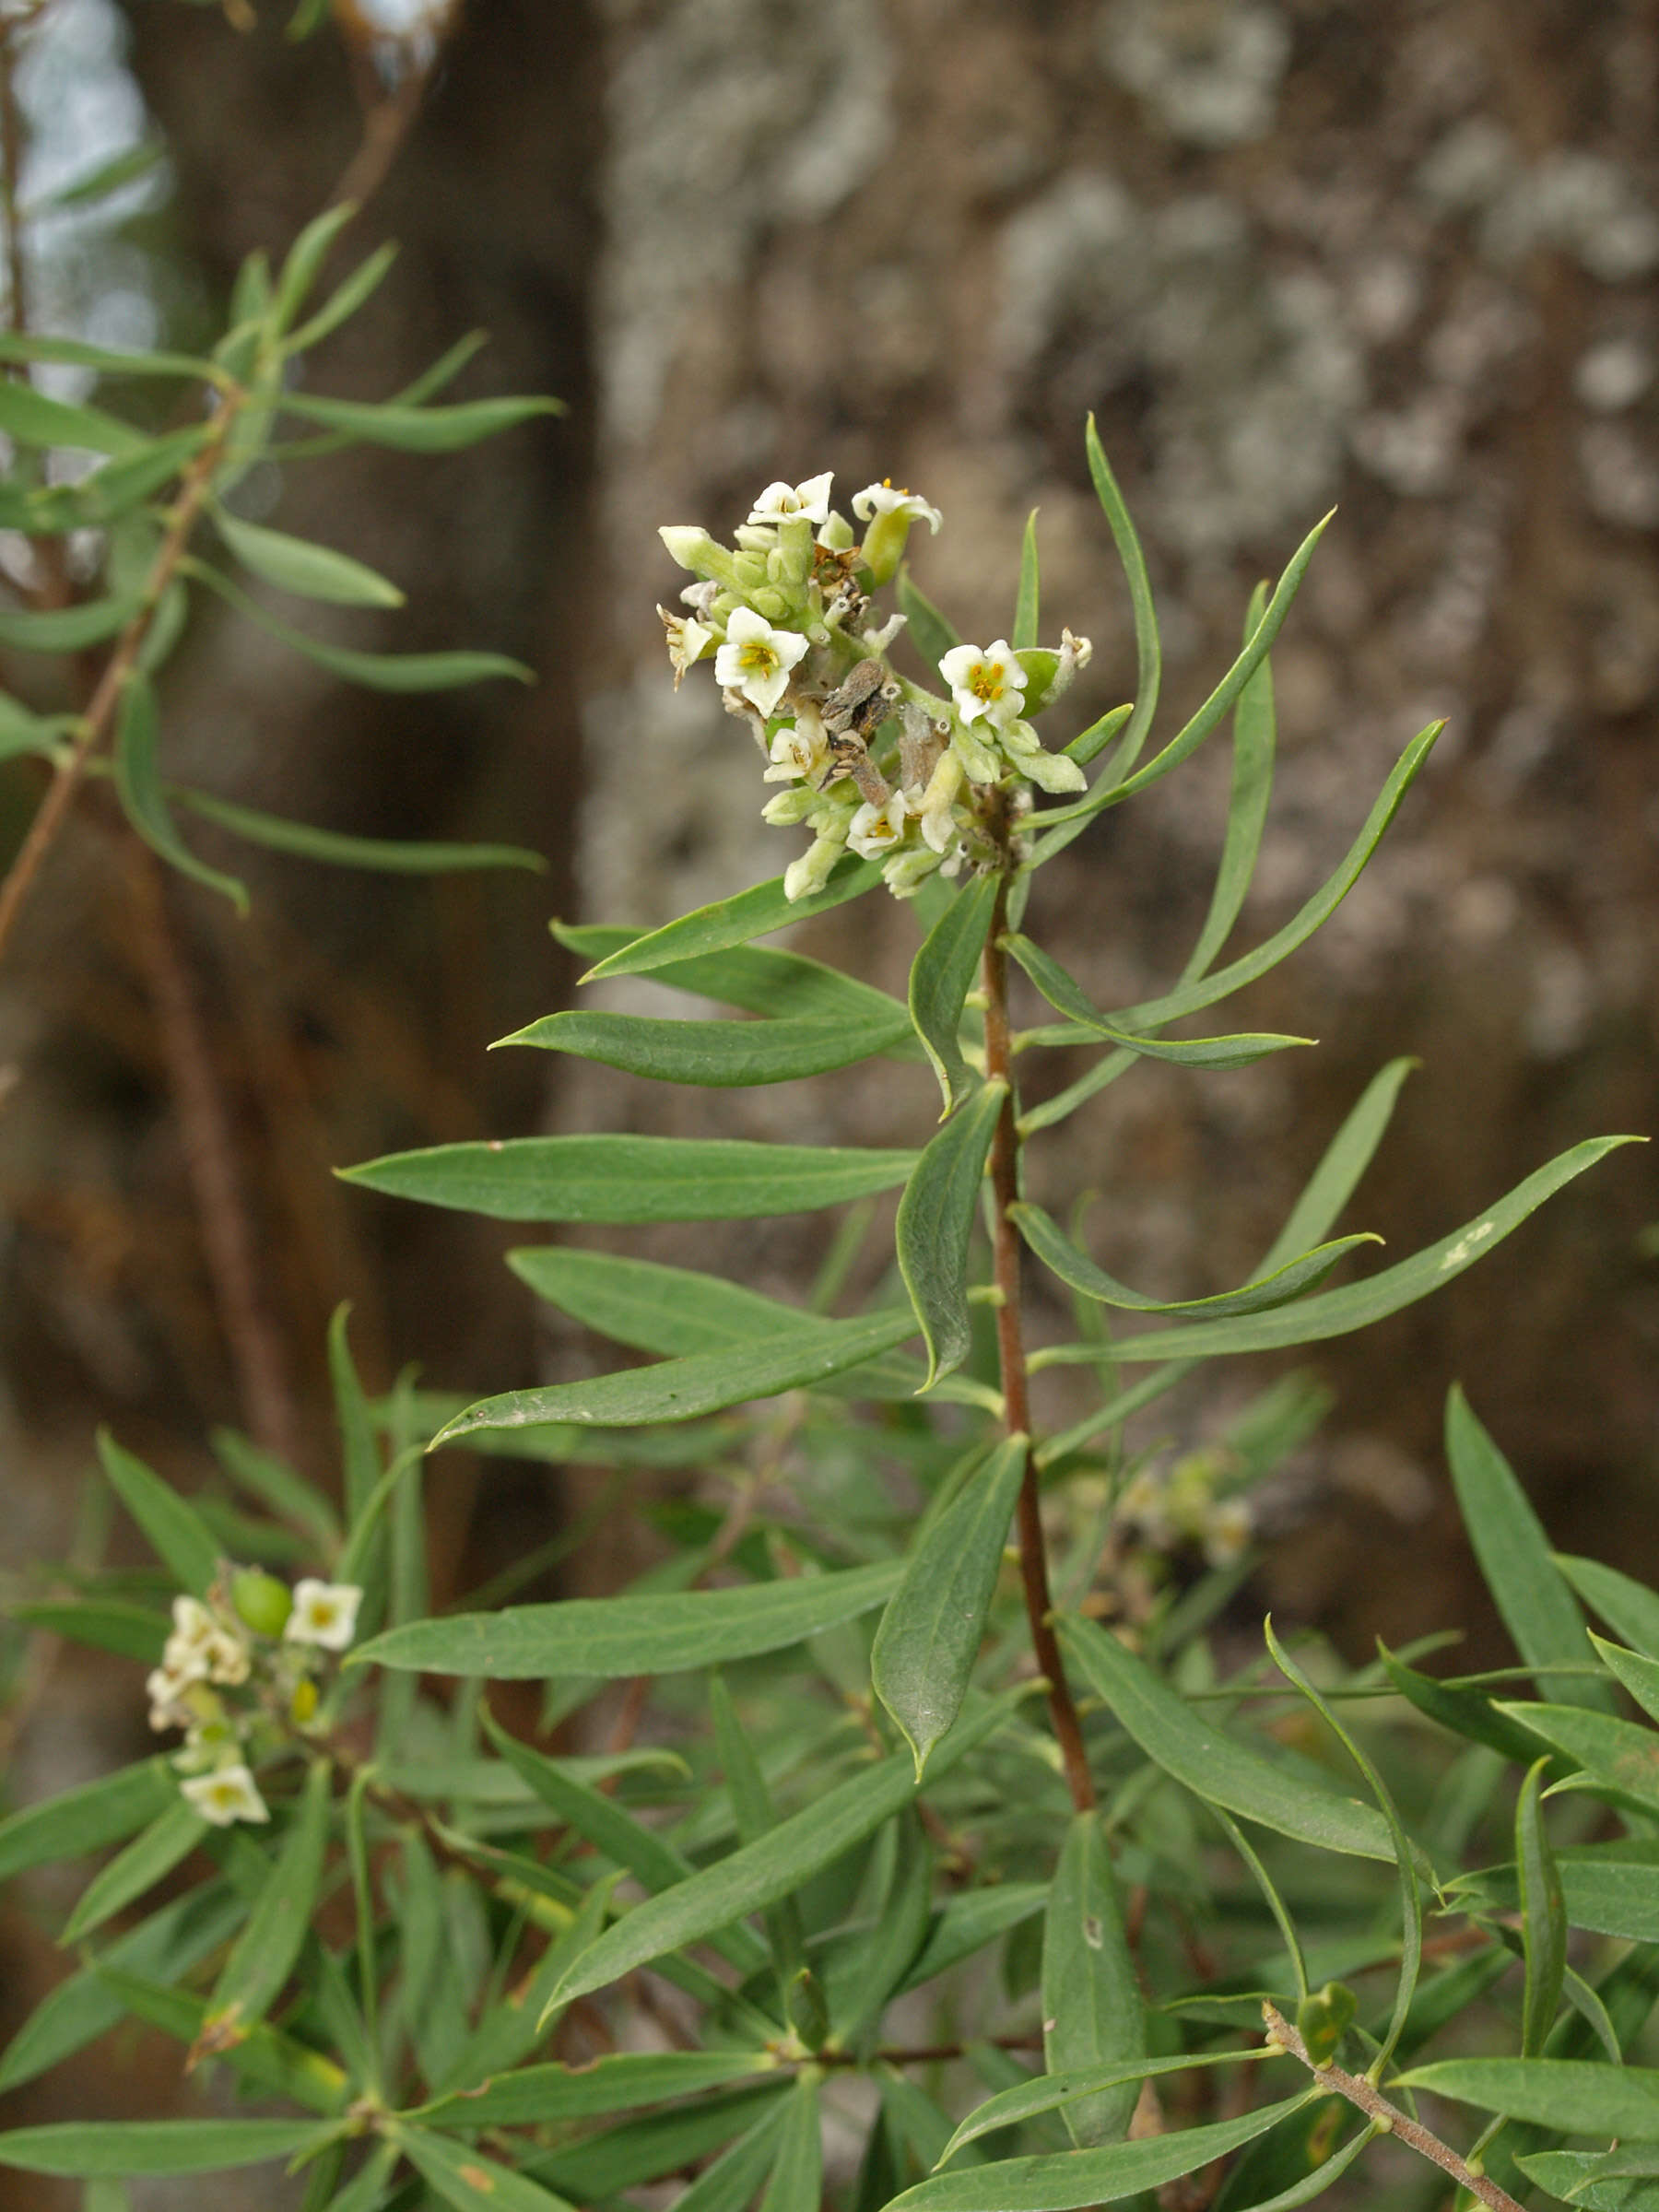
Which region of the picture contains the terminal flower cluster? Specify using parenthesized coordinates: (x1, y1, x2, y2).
(1116, 1453, 1253, 1570)
(145, 1573, 362, 1824)
(658, 473, 1091, 900)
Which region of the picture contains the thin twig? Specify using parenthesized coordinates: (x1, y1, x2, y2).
(982, 871, 1095, 1814)
(1261, 2002, 1525, 2212)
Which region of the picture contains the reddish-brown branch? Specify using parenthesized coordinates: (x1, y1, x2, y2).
(982, 876, 1095, 1813)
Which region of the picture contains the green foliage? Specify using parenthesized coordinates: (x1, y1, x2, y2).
(5, 169, 1652, 2207)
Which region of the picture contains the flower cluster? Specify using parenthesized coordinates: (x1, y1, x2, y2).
(658, 473, 1091, 900)
(1116, 1453, 1253, 1569)
(146, 1572, 362, 1824)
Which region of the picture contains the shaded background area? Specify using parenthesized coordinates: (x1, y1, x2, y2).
(0, 0, 1655, 2194)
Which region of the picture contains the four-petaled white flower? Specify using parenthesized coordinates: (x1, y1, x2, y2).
(747, 473, 833, 528)
(285, 1579, 364, 1652)
(852, 481, 943, 533)
(846, 789, 912, 860)
(939, 640, 1028, 730)
(714, 607, 810, 718)
(182, 1763, 270, 1827)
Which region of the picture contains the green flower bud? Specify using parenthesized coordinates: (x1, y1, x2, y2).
(748, 586, 794, 622)
(1296, 1981, 1357, 2069)
(732, 552, 771, 591)
(658, 526, 738, 587)
(784, 1966, 830, 2053)
(231, 1570, 293, 1638)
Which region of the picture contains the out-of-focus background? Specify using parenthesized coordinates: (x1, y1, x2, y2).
(1, 0, 1656, 2191)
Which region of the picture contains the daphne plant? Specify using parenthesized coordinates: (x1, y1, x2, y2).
(0, 425, 1652, 2210)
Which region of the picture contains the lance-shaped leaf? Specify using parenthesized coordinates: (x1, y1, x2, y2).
(1013, 509, 1041, 649)
(407, 2049, 775, 2130)
(1182, 579, 1276, 982)
(823, 1810, 935, 2047)
(1447, 1387, 1615, 1711)
(61, 1797, 209, 1944)
(270, 201, 358, 332)
(201, 1759, 332, 2048)
(396, 2126, 578, 2212)
(1591, 1633, 1659, 1724)
(556, 923, 906, 1024)
(91, 1969, 347, 2115)
(1005, 935, 1312, 1067)
(1374, 1643, 1559, 1768)
(187, 562, 530, 690)
(1392, 2058, 1659, 2138)
(1033, 1139, 1639, 1368)
(548, 1690, 1023, 2008)
(498, 1006, 911, 1087)
(1516, 1759, 1567, 2055)
(532, 2086, 790, 2203)
(581, 856, 888, 982)
(339, 1133, 918, 1223)
(179, 788, 543, 874)
(0, 591, 143, 653)
(1559, 1556, 1659, 1661)
(1012, 1203, 1375, 1319)
(895, 1882, 1048, 1996)
(355, 1559, 902, 1677)
(1042, 1813, 1145, 2146)
(113, 676, 249, 913)
(758, 2074, 822, 2212)
(1521, 2147, 1659, 2205)
(1255, 1058, 1417, 1273)
(1057, 1615, 1404, 1863)
(9, 1598, 169, 1664)
(710, 1676, 808, 1999)
(434, 1306, 918, 1440)
(1447, 1839, 1659, 1945)
(97, 1430, 220, 1595)
(896, 1079, 1004, 1388)
(0, 331, 217, 379)
(897, 568, 959, 682)
(0, 1758, 178, 1885)
(1078, 417, 1159, 782)
(18, 429, 208, 533)
(873, 1433, 1027, 1774)
(0, 2119, 340, 2177)
(276, 389, 564, 451)
(0, 379, 144, 453)
(910, 873, 997, 1116)
(211, 506, 405, 607)
(1491, 1700, 1659, 1817)
(886, 2089, 1316, 2212)
(937, 2049, 1283, 2166)
(282, 239, 398, 355)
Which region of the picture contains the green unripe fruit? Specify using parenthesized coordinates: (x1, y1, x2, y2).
(231, 1570, 293, 1637)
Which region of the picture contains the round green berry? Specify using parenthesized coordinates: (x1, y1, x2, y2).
(231, 1570, 292, 1638)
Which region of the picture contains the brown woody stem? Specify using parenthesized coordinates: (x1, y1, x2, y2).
(1261, 2004, 1525, 2212)
(982, 871, 1095, 1813)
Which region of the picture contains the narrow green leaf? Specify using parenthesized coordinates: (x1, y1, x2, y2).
(1558, 1555, 1659, 1661)
(97, 1430, 220, 1595)
(938, 2050, 1283, 2167)
(8, 1599, 168, 1664)
(1256, 1059, 1417, 1274)
(1014, 1204, 1374, 1319)
(339, 1132, 918, 1223)
(176, 787, 543, 874)
(1035, 1140, 1640, 1368)
(887, 2089, 1316, 2212)
(356, 1559, 901, 1678)
(62, 1797, 209, 1943)
(556, 923, 902, 1023)
(35, 136, 166, 212)
(1042, 1812, 1145, 2146)
(1081, 417, 1159, 782)
(187, 561, 530, 690)
(668, 2101, 793, 2212)
(1447, 1387, 1615, 1710)
(500, 1006, 910, 1086)
(531, 2086, 790, 2202)
(910, 873, 996, 1115)
(276, 389, 563, 451)
(895, 1885, 1046, 1997)
(1492, 1700, 1659, 1816)
(327, 1304, 380, 1529)
(18, 428, 207, 533)
(1393, 2058, 1659, 2138)
(711, 1675, 808, 1999)
(0, 379, 144, 454)
(1207, 1806, 1309, 2005)
(1183, 580, 1275, 982)
(212, 506, 405, 607)
(1005, 935, 1312, 1067)
(1061, 700, 1135, 771)
(1520, 2148, 1659, 2207)
(90, 1968, 347, 2114)
(396, 2127, 577, 2212)
(280, 240, 397, 353)
(205, 1759, 332, 2040)
(1516, 1760, 1567, 2056)
(0, 332, 216, 381)
(1374, 1643, 1556, 1767)
(1264, 1620, 1421, 2071)
(0, 1758, 180, 1889)
(896, 1079, 1004, 1387)
(758, 2075, 822, 2212)
(873, 1433, 1026, 1775)
(112, 677, 249, 913)
(0, 591, 143, 653)
(1013, 510, 1041, 650)
(1057, 1615, 1403, 1863)
(271, 203, 359, 334)
(0, 2119, 339, 2177)
(408, 2050, 775, 2130)
(0, 691, 68, 761)
(896, 568, 959, 682)
(1448, 1838, 1659, 1944)
(549, 1691, 1024, 2007)
(825, 1810, 935, 2047)
(581, 856, 887, 982)
(437, 1307, 917, 1439)
(210, 1427, 342, 1550)
(1590, 1632, 1659, 1724)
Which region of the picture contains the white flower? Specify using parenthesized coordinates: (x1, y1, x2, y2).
(747, 473, 833, 528)
(657, 605, 717, 688)
(852, 480, 943, 533)
(714, 607, 810, 718)
(203, 1628, 252, 1686)
(940, 639, 1028, 729)
(181, 1764, 269, 1827)
(763, 700, 830, 783)
(847, 788, 913, 860)
(284, 1579, 363, 1652)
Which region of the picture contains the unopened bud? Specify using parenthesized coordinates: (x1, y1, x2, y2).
(659, 526, 737, 587)
(231, 1570, 292, 1638)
